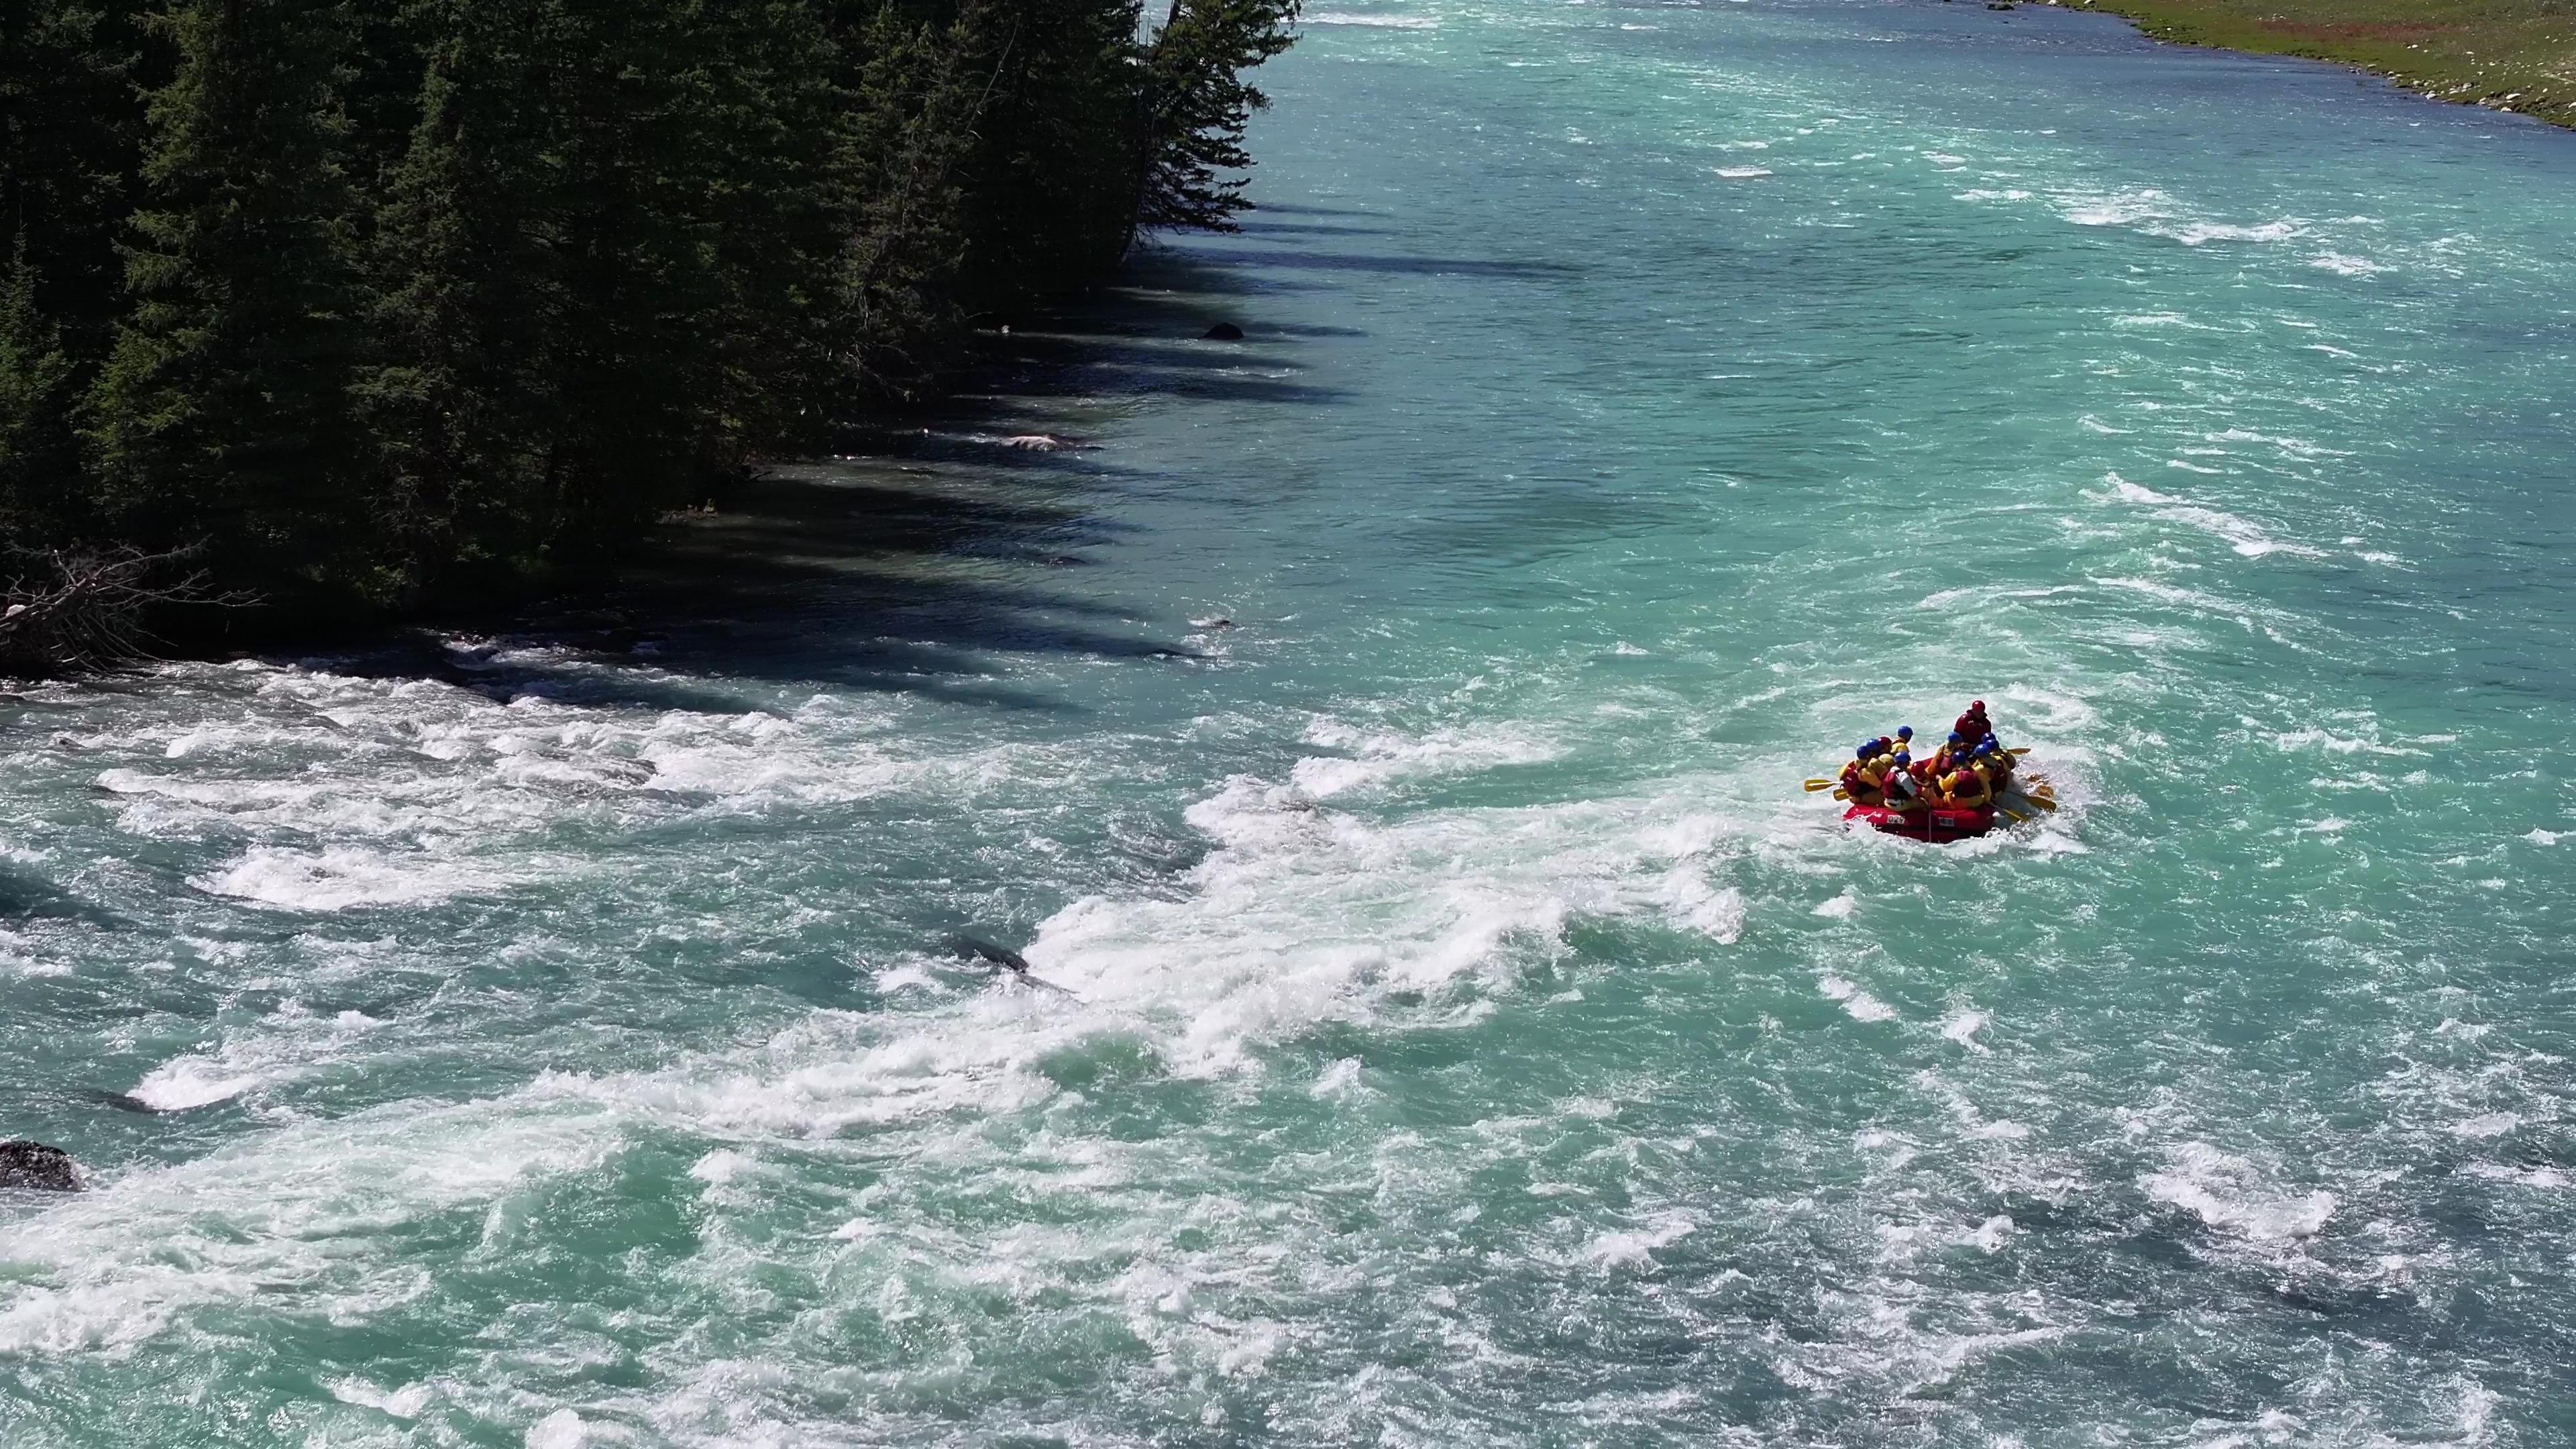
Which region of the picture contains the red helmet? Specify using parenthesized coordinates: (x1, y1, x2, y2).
(1971, 700, 1985, 710)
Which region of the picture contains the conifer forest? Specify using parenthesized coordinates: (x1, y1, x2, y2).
(0, 0, 1299, 649)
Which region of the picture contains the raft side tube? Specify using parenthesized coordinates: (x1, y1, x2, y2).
(1843, 802, 1998, 843)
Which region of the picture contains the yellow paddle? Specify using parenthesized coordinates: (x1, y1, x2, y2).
(1804, 778, 1839, 792)
(1998, 804, 2033, 824)
(2008, 791, 2057, 812)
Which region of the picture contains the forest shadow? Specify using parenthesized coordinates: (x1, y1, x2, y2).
(294, 223, 1377, 713)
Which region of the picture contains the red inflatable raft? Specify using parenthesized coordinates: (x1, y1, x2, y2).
(1844, 802, 1998, 843)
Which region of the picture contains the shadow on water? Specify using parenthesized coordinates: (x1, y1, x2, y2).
(1185, 246, 1582, 281)
(276, 239, 1365, 713)
(1227, 219, 1395, 238)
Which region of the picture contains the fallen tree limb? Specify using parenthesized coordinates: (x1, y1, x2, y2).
(0, 546, 252, 676)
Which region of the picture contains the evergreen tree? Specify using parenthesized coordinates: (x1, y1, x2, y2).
(954, 0, 1143, 312)
(355, 0, 559, 596)
(831, 0, 992, 400)
(0, 0, 150, 547)
(530, 0, 732, 547)
(85, 0, 368, 590)
(0, 240, 79, 541)
(2, 0, 1308, 639)
(1135, 0, 1301, 239)
(686, 0, 845, 465)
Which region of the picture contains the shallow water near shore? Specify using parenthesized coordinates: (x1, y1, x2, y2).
(7, 1, 2576, 1443)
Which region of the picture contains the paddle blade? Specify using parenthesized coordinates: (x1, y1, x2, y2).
(1804, 779, 1837, 791)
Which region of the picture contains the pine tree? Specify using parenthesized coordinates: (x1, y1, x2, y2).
(0, 239, 79, 541)
(85, 0, 368, 592)
(953, 0, 1142, 311)
(355, 0, 560, 596)
(1134, 0, 1301, 240)
(0, 0, 150, 548)
(831, 0, 992, 400)
(686, 0, 845, 465)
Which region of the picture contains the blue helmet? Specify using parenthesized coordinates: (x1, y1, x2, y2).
(1896, 725, 1915, 739)
(1856, 743, 1875, 759)
(1947, 731, 1966, 745)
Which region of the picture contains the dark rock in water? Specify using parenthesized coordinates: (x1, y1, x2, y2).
(1199, 619, 1235, 631)
(92, 1090, 164, 1116)
(946, 934, 1032, 973)
(1203, 322, 1245, 341)
(0, 1141, 83, 1191)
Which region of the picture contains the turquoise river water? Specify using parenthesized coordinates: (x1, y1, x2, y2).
(7, 1, 2576, 1444)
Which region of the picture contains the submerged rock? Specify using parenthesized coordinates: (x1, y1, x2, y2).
(0, 1140, 84, 1191)
(1203, 322, 1245, 341)
(947, 934, 1032, 973)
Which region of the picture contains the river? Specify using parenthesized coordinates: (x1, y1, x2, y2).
(6, 1, 2575, 1443)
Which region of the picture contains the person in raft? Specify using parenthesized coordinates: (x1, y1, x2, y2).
(1853, 704, 2015, 812)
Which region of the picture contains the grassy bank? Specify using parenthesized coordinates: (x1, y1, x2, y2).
(2051, 0, 2576, 129)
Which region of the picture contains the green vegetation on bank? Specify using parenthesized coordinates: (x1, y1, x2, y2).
(2055, 0, 2576, 128)
(0, 0, 1297, 659)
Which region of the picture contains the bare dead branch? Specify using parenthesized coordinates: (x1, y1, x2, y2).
(0, 545, 256, 676)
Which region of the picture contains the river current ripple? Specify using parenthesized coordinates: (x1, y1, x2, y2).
(6, 1, 2576, 1444)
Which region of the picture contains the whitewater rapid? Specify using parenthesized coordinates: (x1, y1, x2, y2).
(7, 0, 2576, 1443)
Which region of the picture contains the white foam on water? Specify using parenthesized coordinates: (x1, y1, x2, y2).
(1940, 1008, 1990, 1053)
(1817, 974, 1896, 1023)
(2141, 1142, 2335, 1240)
(195, 845, 513, 912)
(2269, 724, 2418, 757)
(330, 1379, 436, 1419)
(0, 1094, 619, 1356)
(2163, 219, 2300, 246)
(1295, 718, 1561, 798)
(1311, 1057, 1365, 1098)
(2309, 252, 2383, 277)
(1713, 166, 1772, 180)
(122, 1002, 389, 1114)
(2055, 186, 2302, 247)
(2099, 473, 2324, 559)
(1304, 10, 1439, 25)
(688, 1149, 751, 1183)
(1583, 1211, 1696, 1270)
(1812, 889, 1858, 919)
(129, 1057, 262, 1112)
(1661, 871, 1746, 943)
(527, 1409, 588, 1448)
